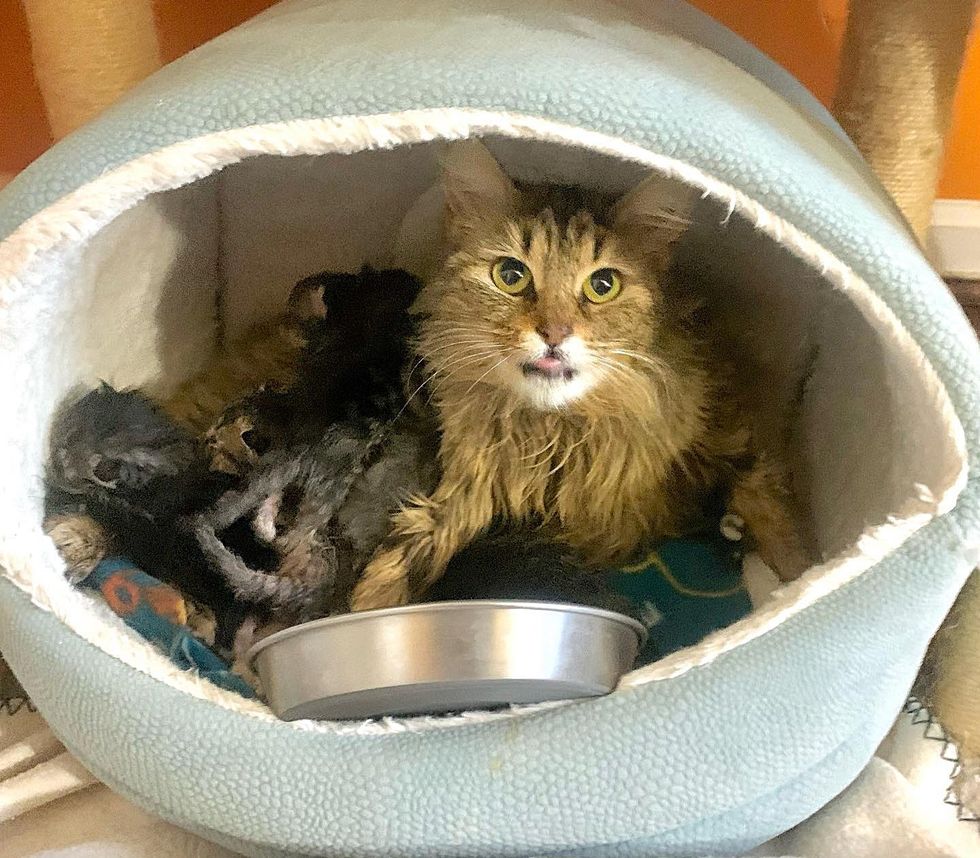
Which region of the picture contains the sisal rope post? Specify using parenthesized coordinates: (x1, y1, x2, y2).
(928, 574, 980, 757)
(21, 0, 162, 140)
(832, 0, 976, 240)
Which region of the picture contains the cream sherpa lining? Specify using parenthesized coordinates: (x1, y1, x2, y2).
(0, 109, 968, 735)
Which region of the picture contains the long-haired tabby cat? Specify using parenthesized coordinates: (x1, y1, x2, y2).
(350, 139, 814, 610)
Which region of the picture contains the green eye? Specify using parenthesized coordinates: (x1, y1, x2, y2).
(491, 257, 532, 295)
(583, 268, 622, 304)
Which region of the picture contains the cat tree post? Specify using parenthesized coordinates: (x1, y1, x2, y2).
(832, 0, 976, 241)
(21, 0, 161, 140)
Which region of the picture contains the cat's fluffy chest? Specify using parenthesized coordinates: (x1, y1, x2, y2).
(437, 389, 705, 563)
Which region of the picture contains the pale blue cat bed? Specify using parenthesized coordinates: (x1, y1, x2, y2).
(0, 1, 978, 855)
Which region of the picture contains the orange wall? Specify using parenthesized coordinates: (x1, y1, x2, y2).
(0, 1, 52, 177)
(1, 1, 978, 198)
(941, 26, 980, 199)
(689, 0, 980, 200)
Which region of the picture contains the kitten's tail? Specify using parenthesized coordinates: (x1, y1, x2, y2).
(193, 418, 393, 615)
(192, 520, 324, 613)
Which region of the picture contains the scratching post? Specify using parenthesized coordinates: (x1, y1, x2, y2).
(833, 0, 976, 240)
(928, 574, 980, 763)
(21, 0, 161, 139)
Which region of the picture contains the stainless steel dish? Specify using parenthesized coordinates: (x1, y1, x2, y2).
(248, 600, 646, 721)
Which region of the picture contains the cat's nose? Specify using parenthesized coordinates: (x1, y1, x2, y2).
(536, 323, 573, 348)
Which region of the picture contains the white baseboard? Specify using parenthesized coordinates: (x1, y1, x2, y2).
(928, 200, 980, 280)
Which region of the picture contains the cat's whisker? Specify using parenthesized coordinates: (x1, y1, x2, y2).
(416, 349, 503, 397)
(425, 329, 502, 340)
(422, 327, 502, 343)
(397, 351, 500, 420)
(602, 352, 665, 390)
(591, 356, 657, 408)
(413, 338, 503, 367)
(460, 351, 519, 397)
(428, 347, 514, 396)
(424, 332, 502, 345)
(592, 355, 639, 382)
(421, 337, 499, 354)
(609, 348, 669, 375)
(430, 348, 503, 375)
(428, 354, 506, 397)
(611, 352, 676, 407)
(405, 341, 498, 385)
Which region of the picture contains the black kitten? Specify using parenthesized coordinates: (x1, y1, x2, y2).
(429, 526, 642, 622)
(206, 266, 424, 475)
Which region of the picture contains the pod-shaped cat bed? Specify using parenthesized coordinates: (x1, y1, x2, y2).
(0, 1, 978, 855)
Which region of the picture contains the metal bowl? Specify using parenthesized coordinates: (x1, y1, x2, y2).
(248, 600, 646, 721)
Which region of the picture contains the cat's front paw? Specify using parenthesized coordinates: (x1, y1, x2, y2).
(44, 513, 111, 583)
(350, 548, 412, 612)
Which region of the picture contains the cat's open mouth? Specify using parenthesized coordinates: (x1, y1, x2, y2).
(521, 356, 577, 382)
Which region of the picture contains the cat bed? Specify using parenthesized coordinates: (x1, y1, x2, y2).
(0, 0, 978, 855)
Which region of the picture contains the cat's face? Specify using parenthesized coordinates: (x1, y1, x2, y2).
(416, 141, 693, 412)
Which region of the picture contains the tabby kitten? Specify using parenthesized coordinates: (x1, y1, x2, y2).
(45, 384, 254, 648)
(161, 272, 329, 434)
(350, 140, 813, 610)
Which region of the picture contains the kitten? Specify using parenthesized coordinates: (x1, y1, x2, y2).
(428, 526, 642, 622)
(194, 268, 437, 620)
(45, 273, 333, 578)
(204, 267, 424, 476)
(195, 410, 440, 620)
(160, 273, 329, 434)
(350, 140, 814, 610)
(45, 384, 256, 648)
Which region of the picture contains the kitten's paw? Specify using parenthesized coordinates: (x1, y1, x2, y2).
(185, 600, 218, 646)
(350, 549, 412, 611)
(749, 524, 817, 583)
(44, 513, 111, 583)
(229, 616, 289, 694)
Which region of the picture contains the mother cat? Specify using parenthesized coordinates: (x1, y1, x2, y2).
(351, 140, 813, 610)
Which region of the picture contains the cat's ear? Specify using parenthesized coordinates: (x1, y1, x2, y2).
(612, 173, 697, 266)
(440, 139, 517, 244)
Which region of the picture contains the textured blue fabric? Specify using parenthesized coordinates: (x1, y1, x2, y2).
(83, 558, 256, 698)
(1, 1, 979, 855)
